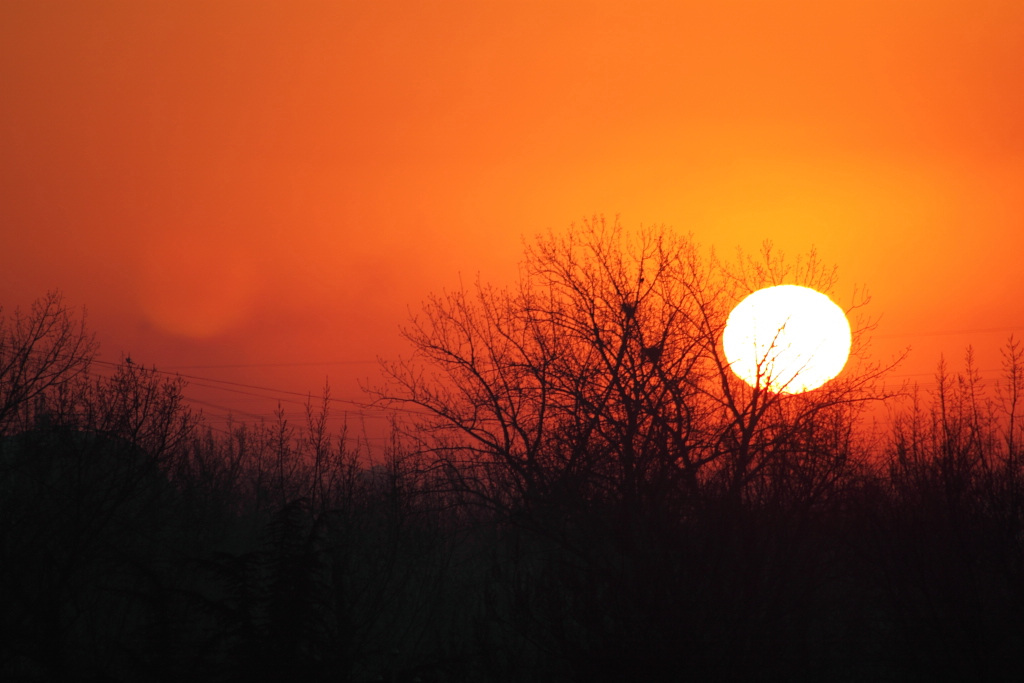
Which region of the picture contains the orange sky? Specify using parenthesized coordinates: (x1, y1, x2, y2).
(2, 0, 1023, 434)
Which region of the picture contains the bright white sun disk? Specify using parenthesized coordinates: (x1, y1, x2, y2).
(722, 285, 852, 393)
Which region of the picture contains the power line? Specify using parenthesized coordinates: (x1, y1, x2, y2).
(165, 360, 379, 370)
(86, 356, 407, 415)
(14, 332, 1024, 427)
(0, 340, 430, 425)
(182, 395, 267, 422)
(876, 325, 1024, 339)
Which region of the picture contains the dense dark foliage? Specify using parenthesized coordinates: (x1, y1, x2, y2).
(3, 230, 1024, 681)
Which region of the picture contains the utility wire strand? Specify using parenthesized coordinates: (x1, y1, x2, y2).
(166, 360, 378, 369)
(875, 325, 1024, 339)
(5, 331, 1022, 422)
(0, 341, 430, 421)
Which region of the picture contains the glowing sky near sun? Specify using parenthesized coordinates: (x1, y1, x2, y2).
(2, 0, 1022, 427)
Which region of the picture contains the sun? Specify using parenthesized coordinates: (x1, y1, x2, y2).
(722, 285, 852, 394)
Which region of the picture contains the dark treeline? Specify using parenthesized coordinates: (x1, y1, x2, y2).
(3, 222, 1024, 681)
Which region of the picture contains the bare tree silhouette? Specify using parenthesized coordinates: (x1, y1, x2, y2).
(12, 250, 1024, 680)
(0, 291, 97, 435)
(373, 218, 903, 680)
(378, 218, 895, 520)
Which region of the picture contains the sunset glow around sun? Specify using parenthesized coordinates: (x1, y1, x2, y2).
(723, 285, 852, 394)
